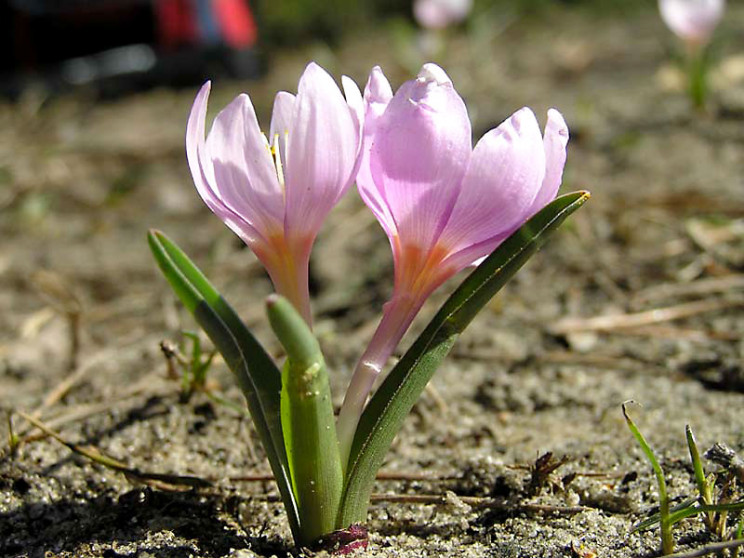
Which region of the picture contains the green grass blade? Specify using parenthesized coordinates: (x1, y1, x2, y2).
(338, 191, 590, 526)
(686, 425, 709, 502)
(148, 230, 300, 540)
(623, 403, 674, 555)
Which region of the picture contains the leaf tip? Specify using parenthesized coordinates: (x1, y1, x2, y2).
(266, 293, 281, 308)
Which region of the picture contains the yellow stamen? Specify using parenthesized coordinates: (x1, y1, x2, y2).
(270, 133, 286, 201)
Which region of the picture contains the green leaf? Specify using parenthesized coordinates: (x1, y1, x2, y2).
(267, 295, 343, 544)
(338, 191, 590, 526)
(147, 230, 301, 540)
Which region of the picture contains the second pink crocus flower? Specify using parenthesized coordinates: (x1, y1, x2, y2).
(186, 63, 363, 324)
(659, 0, 725, 47)
(414, 0, 473, 29)
(337, 63, 569, 464)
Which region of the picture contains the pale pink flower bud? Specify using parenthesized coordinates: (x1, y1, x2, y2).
(186, 63, 363, 324)
(659, 0, 725, 46)
(414, 0, 473, 29)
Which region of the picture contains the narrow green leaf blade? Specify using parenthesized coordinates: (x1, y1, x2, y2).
(623, 403, 674, 554)
(148, 230, 301, 539)
(667, 500, 744, 525)
(338, 191, 590, 525)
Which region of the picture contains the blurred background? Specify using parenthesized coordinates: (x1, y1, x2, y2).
(0, 0, 652, 97)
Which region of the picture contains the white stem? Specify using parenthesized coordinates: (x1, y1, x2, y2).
(336, 293, 423, 471)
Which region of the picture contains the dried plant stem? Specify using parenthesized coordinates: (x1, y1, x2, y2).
(15, 410, 210, 491)
(663, 538, 744, 558)
(550, 298, 744, 335)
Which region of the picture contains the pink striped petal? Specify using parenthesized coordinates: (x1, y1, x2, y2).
(269, 91, 295, 174)
(438, 107, 545, 268)
(185, 82, 263, 245)
(342, 75, 364, 132)
(206, 93, 285, 235)
(528, 108, 569, 216)
(368, 63, 471, 254)
(284, 62, 360, 237)
(357, 66, 396, 241)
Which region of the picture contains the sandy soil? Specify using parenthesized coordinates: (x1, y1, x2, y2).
(2, 4, 744, 557)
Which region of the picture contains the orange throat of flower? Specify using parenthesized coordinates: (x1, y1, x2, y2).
(253, 232, 314, 322)
(393, 238, 455, 303)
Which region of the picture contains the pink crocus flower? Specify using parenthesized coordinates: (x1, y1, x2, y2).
(337, 63, 569, 464)
(186, 63, 363, 324)
(414, 0, 472, 30)
(659, 0, 725, 47)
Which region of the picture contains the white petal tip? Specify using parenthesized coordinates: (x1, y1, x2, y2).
(509, 107, 539, 134)
(365, 66, 393, 103)
(546, 108, 569, 138)
(417, 63, 452, 86)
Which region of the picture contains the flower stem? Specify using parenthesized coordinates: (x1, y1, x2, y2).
(686, 41, 708, 112)
(258, 236, 314, 326)
(337, 293, 423, 471)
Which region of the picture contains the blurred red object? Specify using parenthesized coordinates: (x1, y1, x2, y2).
(2, 0, 262, 96)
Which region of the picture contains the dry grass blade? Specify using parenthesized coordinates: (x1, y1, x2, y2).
(15, 410, 211, 491)
(549, 298, 744, 335)
(368, 494, 590, 514)
(662, 538, 744, 558)
(631, 275, 744, 307)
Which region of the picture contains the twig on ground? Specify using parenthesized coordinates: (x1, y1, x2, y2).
(15, 410, 211, 491)
(549, 298, 744, 335)
(368, 494, 590, 514)
(230, 471, 459, 483)
(631, 275, 744, 307)
(662, 538, 744, 558)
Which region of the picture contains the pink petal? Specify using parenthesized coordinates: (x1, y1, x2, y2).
(284, 62, 360, 237)
(269, 91, 295, 174)
(527, 108, 569, 216)
(357, 66, 397, 241)
(206, 93, 285, 235)
(342, 75, 364, 133)
(368, 63, 472, 254)
(185, 82, 263, 245)
(342, 74, 365, 182)
(439, 107, 546, 272)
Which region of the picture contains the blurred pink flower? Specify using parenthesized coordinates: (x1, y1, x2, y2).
(414, 0, 472, 29)
(337, 63, 568, 462)
(659, 0, 725, 46)
(186, 63, 363, 324)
